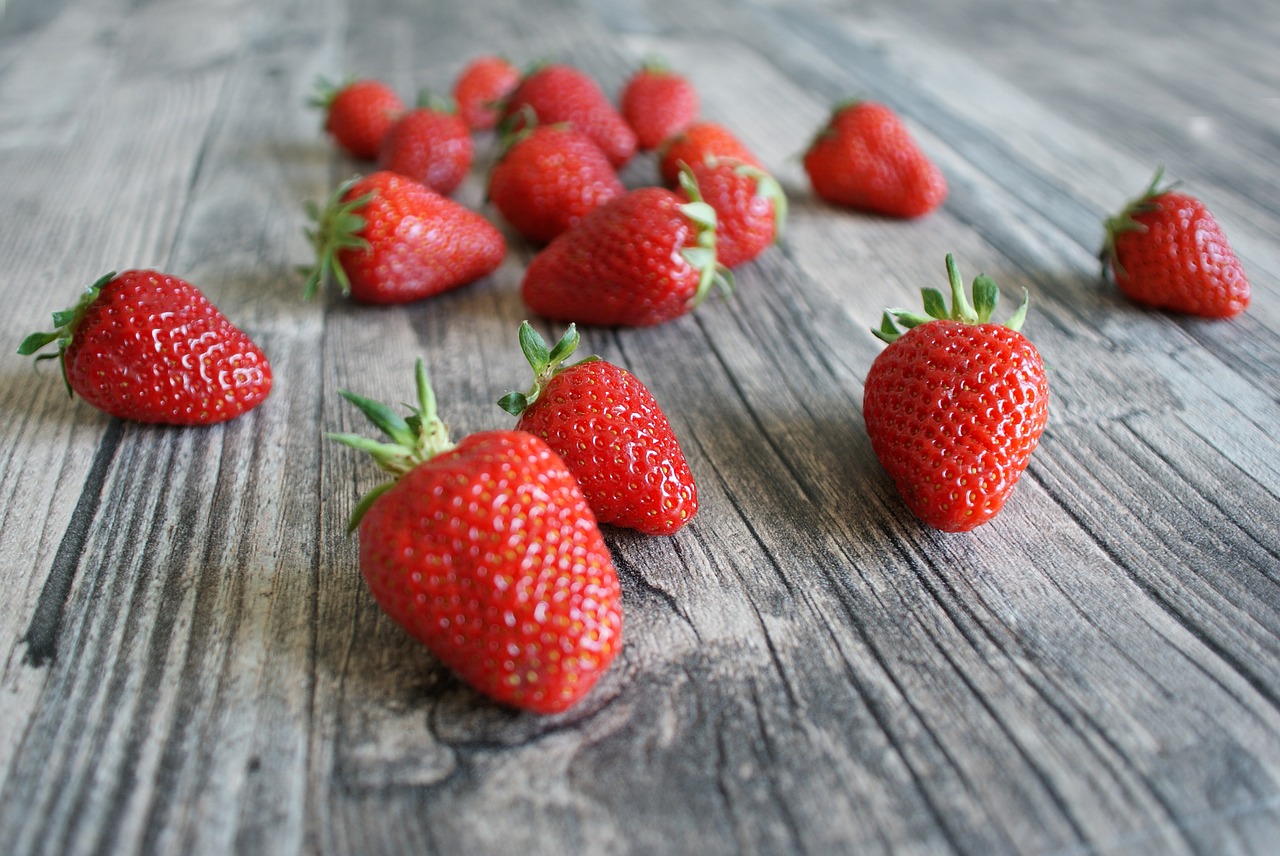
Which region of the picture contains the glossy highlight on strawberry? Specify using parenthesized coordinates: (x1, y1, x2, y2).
(19, 270, 272, 425)
(331, 359, 622, 714)
(863, 255, 1048, 532)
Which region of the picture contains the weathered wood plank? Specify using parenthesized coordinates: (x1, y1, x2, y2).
(0, 0, 1278, 853)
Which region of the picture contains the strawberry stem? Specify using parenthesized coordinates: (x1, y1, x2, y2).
(676, 165, 734, 306)
(1099, 164, 1178, 280)
(18, 271, 118, 396)
(873, 253, 1030, 343)
(300, 177, 374, 299)
(498, 322, 597, 417)
(329, 358, 456, 531)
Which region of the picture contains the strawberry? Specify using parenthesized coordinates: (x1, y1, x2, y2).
(377, 94, 474, 196)
(19, 270, 272, 425)
(453, 55, 521, 132)
(678, 157, 785, 268)
(619, 59, 699, 151)
(302, 171, 506, 305)
(863, 254, 1048, 532)
(499, 323, 698, 535)
(330, 359, 622, 713)
(804, 99, 947, 218)
(487, 122, 625, 245)
(500, 63, 637, 168)
(520, 170, 731, 327)
(1100, 167, 1250, 318)
(658, 121, 762, 187)
(311, 77, 405, 160)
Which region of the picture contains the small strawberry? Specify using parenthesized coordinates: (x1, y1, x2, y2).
(1100, 167, 1250, 318)
(377, 94, 474, 196)
(311, 77, 405, 160)
(487, 121, 625, 245)
(499, 323, 698, 535)
(302, 170, 506, 305)
(500, 63, 637, 168)
(520, 170, 731, 327)
(863, 254, 1048, 532)
(678, 157, 785, 268)
(804, 99, 947, 218)
(658, 121, 762, 187)
(453, 54, 521, 132)
(19, 270, 272, 425)
(619, 59, 700, 151)
(330, 359, 623, 713)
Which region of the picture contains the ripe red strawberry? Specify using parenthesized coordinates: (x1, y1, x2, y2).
(500, 63, 637, 168)
(1100, 168, 1250, 318)
(303, 170, 506, 305)
(499, 323, 698, 534)
(377, 94, 474, 196)
(804, 99, 947, 218)
(19, 270, 272, 424)
(331, 359, 622, 713)
(488, 123, 625, 244)
(863, 254, 1048, 532)
(520, 172, 731, 327)
(312, 77, 405, 160)
(658, 121, 762, 187)
(620, 59, 699, 151)
(453, 55, 521, 132)
(678, 158, 785, 268)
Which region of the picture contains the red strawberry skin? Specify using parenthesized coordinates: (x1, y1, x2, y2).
(517, 359, 698, 535)
(453, 55, 521, 132)
(620, 63, 699, 151)
(804, 100, 946, 218)
(658, 121, 761, 187)
(679, 158, 781, 268)
(330, 171, 505, 304)
(357, 430, 622, 713)
(378, 105, 474, 196)
(26, 270, 272, 425)
(864, 319, 1048, 532)
(501, 64, 637, 168)
(320, 79, 405, 160)
(488, 125, 625, 244)
(521, 187, 709, 327)
(1105, 189, 1250, 318)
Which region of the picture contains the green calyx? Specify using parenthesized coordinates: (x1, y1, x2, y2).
(17, 271, 117, 395)
(497, 321, 598, 417)
(1100, 165, 1177, 279)
(328, 358, 456, 532)
(676, 165, 734, 307)
(873, 253, 1029, 344)
(307, 75, 354, 112)
(300, 176, 374, 299)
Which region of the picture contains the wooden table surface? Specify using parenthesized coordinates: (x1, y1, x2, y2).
(2, 0, 1279, 853)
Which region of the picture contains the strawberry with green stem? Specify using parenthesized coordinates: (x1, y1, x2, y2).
(499, 322, 698, 535)
(311, 76, 405, 160)
(330, 358, 623, 714)
(863, 254, 1048, 532)
(302, 171, 505, 304)
(1100, 166, 1250, 318)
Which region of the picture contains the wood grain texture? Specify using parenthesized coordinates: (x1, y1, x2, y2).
(0, 0, 1277, 853)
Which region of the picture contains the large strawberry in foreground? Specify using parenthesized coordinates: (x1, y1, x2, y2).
(499, 322, 698, 535)
(1100, 167, 1250, 318)
(19, 270, 272, 424)
(521, 170, 731, 327)
(303, 171, 505, 304)
(331, 359, 623, 714)
(863, 254, 1048, 532)
(804, 99, 946, 218)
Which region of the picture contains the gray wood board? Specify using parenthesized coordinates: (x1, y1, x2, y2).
(0, 0, 1277, 853)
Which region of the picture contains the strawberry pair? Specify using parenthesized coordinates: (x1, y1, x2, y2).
(331, 322, 698, 713)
